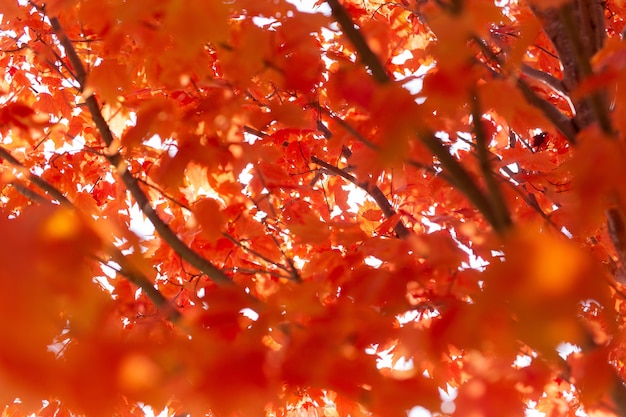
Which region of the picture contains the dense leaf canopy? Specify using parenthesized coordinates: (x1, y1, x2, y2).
(1, 0, 626, 416)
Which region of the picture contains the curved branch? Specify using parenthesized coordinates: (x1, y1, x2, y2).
(470, 36, 579, 143)
(519, 64, 567, 96)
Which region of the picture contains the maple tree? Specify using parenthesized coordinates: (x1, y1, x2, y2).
(4, 0, 626, 415)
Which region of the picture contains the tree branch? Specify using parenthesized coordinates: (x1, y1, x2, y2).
(100, 251, 183, 323)
(607, 207, 626, 285)
(530, 2, 610, 133)
(470, 36, 578, 143)
(221, 232, 296, 277)
(418, 131, 507, 234)
(471, 94, 512, 231)
(310, 155, 411, 239)
(132, 176, 297, 281)
(0, 146, 71, 205)
(0, 145, 182, 322)
(519, 64, 567, 96)
(558, 4, 613, 136)
(244, 124, 412, 238)
(49, 16, 233, 288)
(515, 78, 579, 143)
(326, 0, 390, 83)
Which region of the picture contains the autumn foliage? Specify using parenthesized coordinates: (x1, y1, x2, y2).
(2, 0, 626, 416)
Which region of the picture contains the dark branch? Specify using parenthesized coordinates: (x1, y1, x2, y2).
(471, 94, 512, 231)
(0, 146, 71, 205)
(470, 36, 578, 144)
(310, 155, 411, 239)
(418, 131, 506, 233)
(0, 145, 182, 322)
(558, 4, 613, 136)
(326, 0, 391, 83)
(520, 64, 567, 96)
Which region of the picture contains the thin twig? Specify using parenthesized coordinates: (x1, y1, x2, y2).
(222, 233, 293, 275)
(311, 155, 411, 239)
(223, 267, 292, 280)
(135, 177, 192, 211)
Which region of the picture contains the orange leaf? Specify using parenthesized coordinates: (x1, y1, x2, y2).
(85, 59, 131, 103)
(568, 347, 616, 405)
(194, 197, 226, 242)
